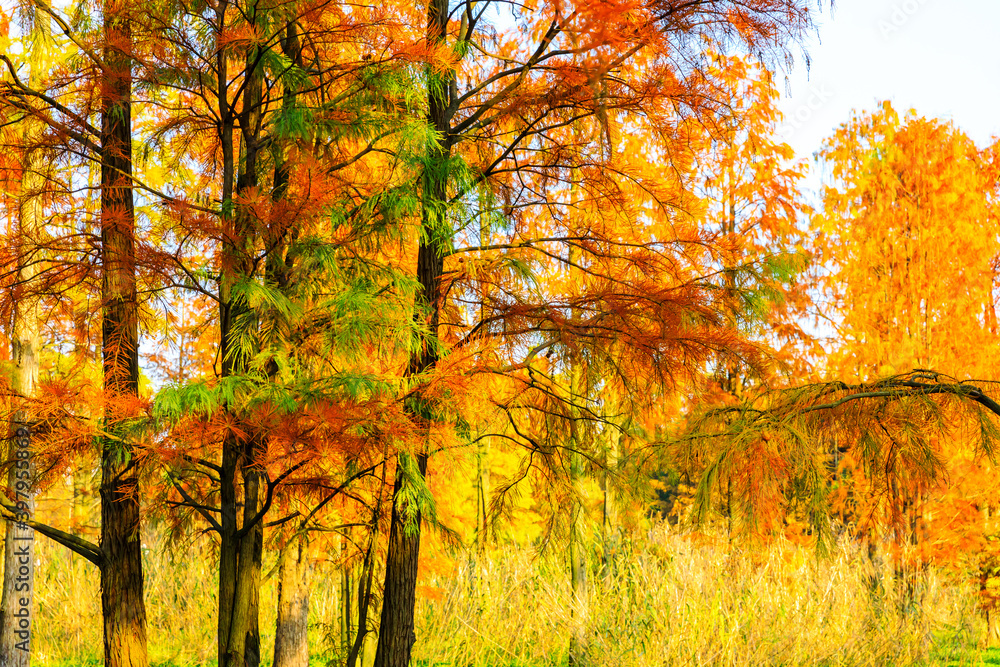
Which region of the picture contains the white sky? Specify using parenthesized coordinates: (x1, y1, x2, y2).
(777, 0, 1000, 170)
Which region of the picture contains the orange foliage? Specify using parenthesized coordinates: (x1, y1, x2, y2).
(816, 101, 1000, 614)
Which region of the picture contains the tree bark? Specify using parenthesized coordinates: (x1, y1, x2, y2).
(340, 538, 353, 657)
(98, 2, 149, 665)
(475, 439, 490, 551)
(273, 534, 309, 667)
(347, 504, 379, 667)
(0, 423, 35, 667)
(374, 454, 429, 667)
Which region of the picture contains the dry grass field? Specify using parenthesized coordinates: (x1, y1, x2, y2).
(25, 522, 1000, 667)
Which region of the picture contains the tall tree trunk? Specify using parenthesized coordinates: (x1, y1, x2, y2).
(273, 534, 309, 667)
(474, 214, 491, 557)
(224, 462, 263, 667)
(269, 20, 309, 667)
(98, 3, 149, 665)
(568, 446, 587, 665)
(562, 195, 589, 666)
(373, 0, 451, 661)
(216, 25, 267, 664)
(374, 453, 428, 667)
(0, 163, 40, 666)
(0, 12, 49, 665)
(340, 536, 353, 657)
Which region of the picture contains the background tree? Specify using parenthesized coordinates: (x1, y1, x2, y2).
(812, 101, 1000, 632)
(370, 1, 821, 663)
(0, 6, 50, 664)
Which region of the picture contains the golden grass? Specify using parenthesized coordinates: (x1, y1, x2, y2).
(414, 525, 987, 666)
(22, 521, 995, 666)
(30, 528, 230, 667)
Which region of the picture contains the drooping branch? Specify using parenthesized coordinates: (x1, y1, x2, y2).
(681, 370, 1000, 542)
(0, 502, 102, 566)
(706, 372, 1000, 425)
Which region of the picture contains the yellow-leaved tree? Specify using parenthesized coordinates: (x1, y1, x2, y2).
(814, 101, 1000, 636)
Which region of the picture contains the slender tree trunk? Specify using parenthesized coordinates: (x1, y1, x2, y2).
(98, 3, 148, 665)
(0, 422, 34, 667)
(567, 353, 587, 666)
(561, 208, 589, 666)
(600, 428, 620, 581)
(347, 510, 379, 667)
(246, 468, 264, 667)
(475, 441, 490, 548)
(0, 14, 49, 665)
(340, 537, 353, 657)
(469, 436, 490, 599)
(474, 213, 490, 556)
(273, 534, 309, 667)
(373, 0, 451, 660)
(218, 440, 239, 665)
(269, 21, 310, 667)
(568, 447, 587, 665)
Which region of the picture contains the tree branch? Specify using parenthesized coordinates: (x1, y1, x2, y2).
(0, 502, 102, 567)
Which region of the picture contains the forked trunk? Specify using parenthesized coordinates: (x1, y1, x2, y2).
(218, 435, 264, 667)
(216, 27, 266, 666)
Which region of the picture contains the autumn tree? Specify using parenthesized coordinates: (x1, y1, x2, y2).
(814, 101, 999, 379)
(370, 1, 825, 664)
(140, 2, 428, 666)
(97, 2, 149, 663)
(0, 0, 151, 663)
(813, 101, 1000, 632)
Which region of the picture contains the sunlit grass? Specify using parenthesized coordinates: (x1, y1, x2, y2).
(415, 525, 991, 667)
(26, 521, 1000, 666)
